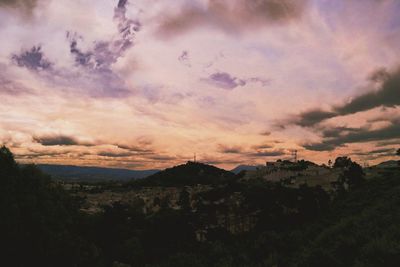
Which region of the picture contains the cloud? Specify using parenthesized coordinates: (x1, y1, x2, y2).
(321, 126, 363, 138)
(260, 131, 271, 136)
(218, 143, 284, 158)
(252, 143, 274, 150)
(334, 68, 400, 115)
(202, 71, 271, 90)
(0, 0, 39, 15)
(97, 151, 133, 158)
(376, 139, 400, 147)
(247, 77, 271, 87)
(157, 0, 309, 37)
(248, 149, 286, 157)
(178, 50, 191, 67)
(116, 143, 153, 154)
(204, 72, 246, 90)
(33, 134, 95, 146)
(67, 1, 140, 71)
(289, 109, 337, 127)
(16, 148, 72, 159)
(0, 71, 32, 95)
(11, 46, 52, 71)
(218, 144, 244, 154)
(147, 155, 177, 161)
(8, 0, 140, 99)
(351, 147, 397, 157)
(290, 67, 400, 127)
(303, 119, 400, 151)
(60, 1, 140, 97)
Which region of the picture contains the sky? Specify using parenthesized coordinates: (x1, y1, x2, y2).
(0, 0, 399, 170)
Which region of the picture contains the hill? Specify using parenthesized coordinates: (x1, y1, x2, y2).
(230, 164, 258, 174)
(130, 161, 236, 186)
(373, 160, 399, 168)
(36, 164, 159, 182)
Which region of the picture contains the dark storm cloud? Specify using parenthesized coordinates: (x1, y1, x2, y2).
(33, 135, 95, 146)
(158, 0, 309, 37)
(303, 120, 400, 151)
(11, 46, 52, 71)
(204, 72, 246, 90)
(290, 67, 400, 127)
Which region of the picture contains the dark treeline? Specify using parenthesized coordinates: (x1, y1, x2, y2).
(1, 146, 400, 266)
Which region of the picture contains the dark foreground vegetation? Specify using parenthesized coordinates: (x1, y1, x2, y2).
(1, 146, 400, 267)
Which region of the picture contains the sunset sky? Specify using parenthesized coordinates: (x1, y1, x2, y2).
(1, 0, 399, 170)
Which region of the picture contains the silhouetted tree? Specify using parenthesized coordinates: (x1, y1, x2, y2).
(343, 161, 365, 190)
(178, 189, 191, 211)
(0, 146, 100, 267)
(333, 156, 352, 168)
(331, 157, 365, 193)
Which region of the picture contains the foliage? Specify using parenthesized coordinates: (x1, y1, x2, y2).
(1, 146, 400, 267)
(333, 156, 353, 169)
(0, 146, 100, 267)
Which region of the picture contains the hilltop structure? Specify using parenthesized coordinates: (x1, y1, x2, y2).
(244, 159, 340, 189)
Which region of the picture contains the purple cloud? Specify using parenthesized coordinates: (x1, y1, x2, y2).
(178, 50, 191, 67)
(205, 72, 246, 90)
(11, 46, 52, 71)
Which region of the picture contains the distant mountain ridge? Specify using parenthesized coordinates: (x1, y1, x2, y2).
(36, 164, 159, 182)
(372, 160, 399, 168)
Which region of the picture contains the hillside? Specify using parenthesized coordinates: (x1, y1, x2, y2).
(130, 161, 236, 186)
(36, 164, 159, 182)
(292, 166, 400, 266)
(230, 164, 259, 174)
